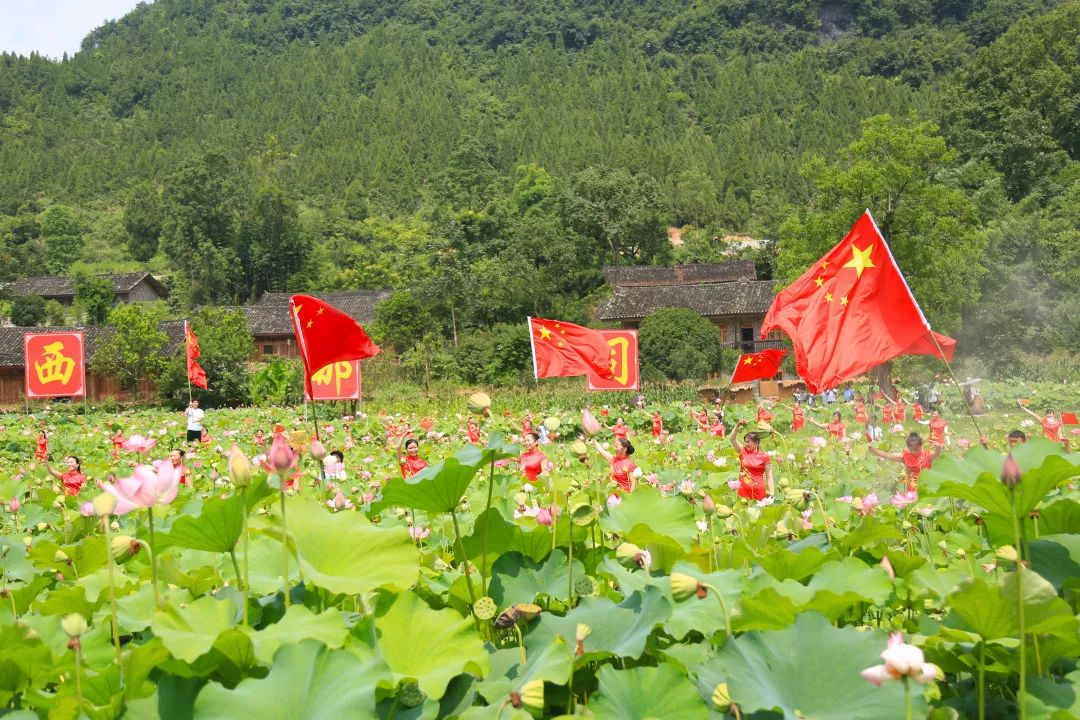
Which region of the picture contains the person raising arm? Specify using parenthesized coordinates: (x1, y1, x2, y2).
(592, 437, 642, 493)
(868, 432, 943, 491)
(729, 419, 774, 500)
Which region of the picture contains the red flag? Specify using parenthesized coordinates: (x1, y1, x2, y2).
(730, 348, 788, 384)
(529, 317, 615, 380)
(898, 331, 956, 362)
(1062, 412, 1079, 426)
(185, 322, 208, 390)
(761, 211, 933, 393)
(290, 295, 381, 389)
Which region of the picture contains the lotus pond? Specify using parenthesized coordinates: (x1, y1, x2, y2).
(1, 386, 1078, 719)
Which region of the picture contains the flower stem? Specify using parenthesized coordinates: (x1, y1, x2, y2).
(704, 583, 732, 637)
(977, 643, 986, 720)
(146, 507, 160, 607)
(101, 518, 123, 675)
(1011, 487, 1026, 720)
(480, 455, 495, 597)
(450, 509, 478, 628)
(241, 492, 250, 627)
(280, 484, 290, 608)
(566, 493, 574, 604)
(73, 643, 84, 712)
(904, 678, 912, 720)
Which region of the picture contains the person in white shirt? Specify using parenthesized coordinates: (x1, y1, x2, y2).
(185, 400, 205, 443)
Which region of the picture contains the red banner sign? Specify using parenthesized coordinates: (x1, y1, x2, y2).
(306, 360, 362, 401)
(24, 332, 86, 398)
(588, 330, 639, 391)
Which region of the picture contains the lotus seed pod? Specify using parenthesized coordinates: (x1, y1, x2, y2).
(569, 440, 588, 456)
(110, 535, 140, 563)
(397, 681, 425, 708)
(575, 623, 592, 643)
(513, 603, 541, 622)
(519, 679, 544, 711)
(473, 596, 497, 621)
(712, 682, 732, 711)
(61, 613, 87, 638)
(92, 493, 117, 517)
(616, 542, 643, 567)
(715, 504, 734, 518)
(53, 549, 69, 563)
(543, 417, 561, 431)
(670, 572, 700, 602)
(573, 576, 598, 597)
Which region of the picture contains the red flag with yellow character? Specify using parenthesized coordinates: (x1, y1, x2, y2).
(761, 211, 943, 393)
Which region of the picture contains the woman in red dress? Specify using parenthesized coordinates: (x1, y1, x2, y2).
(892, 396, 907, 424)
(912, 402, 924, 422)
(926, 410, 949, 447)
(779, 400, 805, 432)
(692, 407, 711, 433)
(854, 394, 869, 425)
(611, 418, 631, 442)
(810, 411, 846, 441)
(466, 417, 482, 445)
(756, 404, 773, 424)
(399, 438, 428, 479)
(35, 431, 49, 462)
(592, 437, 641, 492)
(708, 411, 726, 438)
(650, 411, 663, 438)
(521, 413, 535, 438)
(729, 419, 773, 500)
(518, 432, 550, 483)
(169, 448, 191, 486)
(880, 402, 894, 425)
(1018, 402, 1067, 445)
(47, 456, 86, 496)
(869, 432, 943, 491)
(110, 429, 125, 460)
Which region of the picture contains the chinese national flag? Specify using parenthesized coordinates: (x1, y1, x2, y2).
(730, 348, 788, 384)
(185, 322, 209, 390)
(529, 317, 615, 380)
(290, 295, 381, 389)
(1062, 412, 1079, 426)
(761, 211, 939, 393)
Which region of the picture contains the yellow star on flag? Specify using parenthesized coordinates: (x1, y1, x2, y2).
(744, 357, 754, 365)
(306, 320, 314, 328)
(815, 276, 824, 288)
(843, 244, 875, 278)
(538, 326, 551, 340)
(824, 292, 833, 303)
(841, 296, 849, 306)
(317, 307, 324, 315)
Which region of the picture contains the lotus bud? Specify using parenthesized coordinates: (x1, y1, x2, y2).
(61, 613, 87, 638)
(670, 572, 702, 602)
(110, 535, 140, 563)
(53, 549, 69, 564)
(467, 392, 491, 415)
(268, 433, 297, 474)
(995, 545, 1020, 563)
(22, 537, 31, 547)
(92, 492, 117, 517)
(712, 683, 732, 712)
(701, 493, 716, 516)
(6, 497, 19, 513)
(715, 504, 734, 518)
(514, 679, 544, 712)
(575, 623, 592, 643)
(227, 444, 252, 487)
(616, 542, 643, 567)
(309, 438, 327, 461)
(581, 408, 602, 437)
(1001, 453, 1022, 488)
(37, 522, 48, 531)
(880, 555, 895, 581)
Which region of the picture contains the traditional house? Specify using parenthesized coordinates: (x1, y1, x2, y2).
(596, 260, 784, 354)
(0, 321, 186, 405)
(3, 271, 168, 307)
(236, 290, 393, 359)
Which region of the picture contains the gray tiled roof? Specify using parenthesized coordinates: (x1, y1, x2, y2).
(232, 290, 393, 337)
(4, 271, 167, 299)
(596, 280, 775, 321)
(0, 320, 186, 368)
(602, 261, 757, 287)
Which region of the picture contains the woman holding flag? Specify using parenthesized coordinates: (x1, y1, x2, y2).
(1017, 402, 1073, 450)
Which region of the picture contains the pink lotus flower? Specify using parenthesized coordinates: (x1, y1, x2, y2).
(536, 506, 554, 526)
(309, 439, 327, 461)
(800, 509, 813, 530)
(890, 490, 918, 509)
(606, 494, 622, 509)
(956, 438, 971, 450)
(838, 495, 853, 503)
(264, 433, 297, 476)
(100, 462, 180, 515)
(862, 632, 941, 686)
(728, 479, 741, 491)
(645, 473, 659, 485)
(80, 502, 94, 517)
(810, 436, 828, 449)
(581, 409, 602, 437)
(122, 435, 157, 453)
(6, 497, 20, 512)
(409, 525, 431, 540)
(917, 505, 934, 517)
(678, 479, 696, 495)
(362, 492, 375, 503)
(858, 493, 880, 516)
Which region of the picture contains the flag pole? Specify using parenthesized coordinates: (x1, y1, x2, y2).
(527, 316, 539, 387)
(927, 333, 984, 441)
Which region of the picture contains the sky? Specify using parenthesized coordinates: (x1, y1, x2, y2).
(0, 0, 144, 59)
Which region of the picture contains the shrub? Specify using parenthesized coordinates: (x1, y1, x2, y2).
(639, 308, 723, 381)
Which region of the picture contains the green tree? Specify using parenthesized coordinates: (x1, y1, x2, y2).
(91, 302, 170, 397)
(638, 308, 723, 381)
(371, 290, 435, 354)
(157, 307, 254, 407)
(243, 183, 307, 298)
(123, 182, 163, 261)
(777, 115, 988, 333)
(74, 275, 114, 325)
(10, 294, 46, 326)
(44, 300, 67, 326)
(40, 205, 83, 273)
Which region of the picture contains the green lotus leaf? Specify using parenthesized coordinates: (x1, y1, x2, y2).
(288, 497, 419, 595)
(476, 636, 573, 706)
(591, 663, 708, 720)
(695, 612, 918, 720)
(755, 544, 839, 581)
(373, 589, 489, 699)
(152, 594, 239, 663)
(525, 586, 671, 663)
(600, 486, 696, 550)
(661, 563, 744, 640)
(462, 507, 551, 565)
(195, 640, 386, 720)
(943, 567, 1078, 641)
(487, 549, 586, 606)
(158, 478, 272, 553)
(249, 605, 349, 665)
(1028, 534, 1080, 593)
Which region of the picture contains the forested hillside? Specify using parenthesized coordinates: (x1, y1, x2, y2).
(1, 0, 1078, 376)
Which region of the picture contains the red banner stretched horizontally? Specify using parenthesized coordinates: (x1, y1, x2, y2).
(587, 330, 640, 391)
(24, 332, 86, 398)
